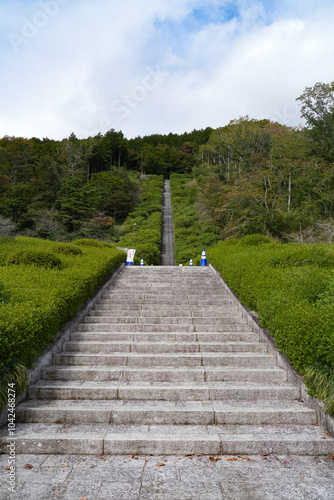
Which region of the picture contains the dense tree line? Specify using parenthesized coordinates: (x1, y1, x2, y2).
(0, 127, 211, 238)
(190, 81, 334, 242)
(1, 80, 333, 243)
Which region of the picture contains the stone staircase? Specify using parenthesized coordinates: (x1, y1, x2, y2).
(3, 266, 334, 455)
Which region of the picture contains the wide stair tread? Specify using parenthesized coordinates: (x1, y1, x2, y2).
(3, 423, 333, 456)
(17, 399, 316, 425)
(27, 380, 300, 402)
(42, 365, 287, 383)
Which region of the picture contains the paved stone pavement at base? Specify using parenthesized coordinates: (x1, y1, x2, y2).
(1, 453, 333, 500)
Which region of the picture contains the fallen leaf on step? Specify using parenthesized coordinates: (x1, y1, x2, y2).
(175, 458, 182, 461)
(25, 464, 33, 469)
(208, 456, 220, 462)
(5, 466, 10, 470)
(80, 497, 87, 500)
(194, 454, 202, 457)
(62, 462, 69, 467)
(237, 456, 251, 461)
(156, 463, 165, 467)
(328, 455, 334, 460)
(130, 454, 135, 459)
(321, 437, 327, 440)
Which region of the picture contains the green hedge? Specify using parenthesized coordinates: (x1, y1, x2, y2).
(7, 249, 63, 269)
(0, 237, 126, 410)
(170, 173, 220, 265)
(207, 237, 334, 414)
(118, 175, 164, 265)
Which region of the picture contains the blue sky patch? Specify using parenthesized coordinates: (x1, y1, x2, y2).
(153, 2, 242, 56)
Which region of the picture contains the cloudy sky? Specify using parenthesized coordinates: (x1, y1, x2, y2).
(0, 0, 334, 140)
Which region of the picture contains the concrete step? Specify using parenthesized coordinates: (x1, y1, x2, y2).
(52, 352, 276, 368)
(16, 400, 316, 426)
(94, 303, 143, 310)
(84, 315, 244, 325)
(97, 300, 234, 307)
(28, 381, 299, 401)
(42, 366, 286, 383)
(71, 331, 259, 342)
(77, 323, 250, 332)
(83, 316, 198, 325)
(2, 423, 332, 456)
(99, 298, 231, 306)
(78, 323, 197, 332)
(62, 341, 266, 354)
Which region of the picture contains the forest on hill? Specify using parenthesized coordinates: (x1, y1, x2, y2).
(0, 80, 333, 244)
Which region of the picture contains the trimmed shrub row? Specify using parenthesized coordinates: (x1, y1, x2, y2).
(0, 237, 126, 411)
(117, 175, 164, 265)
(170, 173, 220, 265)
(206, 237, 334, 414)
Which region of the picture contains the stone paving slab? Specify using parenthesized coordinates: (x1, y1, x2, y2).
(1, 454, 333, 500)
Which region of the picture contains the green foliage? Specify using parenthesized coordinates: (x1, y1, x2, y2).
(0, 236, 126, 411)
(304, 363, 334, 416)
(0, 360, 29, 412)
(236, 234, 273, 246)
(72, 238, 114, 248)
(296, 81, 334, 162)
(317, 275, 334, 305)
(0, 279, 10, 304)
(55, 176, 94, 232)
(7, 250, 63, 270)
(196, 119, 334, 240)
(127, 127, 213, 175)
(52, 243, 83, 256)
(207, 238, 334, 412)
(170, 173, 220, 265)
(270, 246, 334, 268)
(86, 169, 138, 222)
(118, 176, 164, 265)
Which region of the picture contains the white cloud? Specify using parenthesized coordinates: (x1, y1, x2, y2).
(0, 0, 334, 139)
